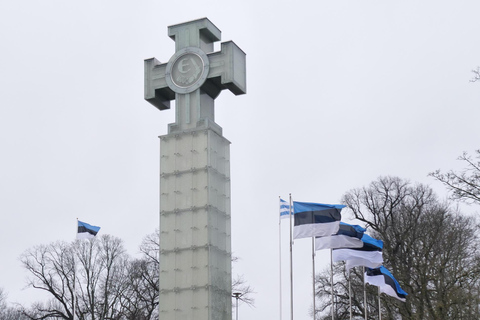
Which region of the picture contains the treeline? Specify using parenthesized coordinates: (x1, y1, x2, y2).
(315, 176, 480, 319)
(16, 232, 159, 320)
(0, 232, 156, 320)
(3, 230, 251, 320)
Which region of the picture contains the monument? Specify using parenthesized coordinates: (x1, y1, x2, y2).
(144, 18, 246, 320)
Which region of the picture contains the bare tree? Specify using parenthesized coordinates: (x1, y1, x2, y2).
(232, 275, 255, 307)
(230, 254, 255, 309)
(471, 67, 480, 82)
(118, 259, 158, 320)
(0, 288, 29, 320)
(20, 241, 76, 319)
(138, 230, 159, 265)
(117, 231, 159, 320)
(430, 150, 480, 205)
(74, 235, 128, 320)
(0, 288, 8, 311)
(20, 235, 129, 320)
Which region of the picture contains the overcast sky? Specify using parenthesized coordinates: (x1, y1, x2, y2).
(1, 1, 480, 319)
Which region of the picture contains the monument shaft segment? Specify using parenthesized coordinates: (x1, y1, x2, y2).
(144, 18, 246, 320)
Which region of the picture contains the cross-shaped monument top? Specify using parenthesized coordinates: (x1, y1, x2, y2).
(145, 18, 246, 134)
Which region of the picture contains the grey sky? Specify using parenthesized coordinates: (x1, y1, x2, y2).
(1, 1, 479, 319)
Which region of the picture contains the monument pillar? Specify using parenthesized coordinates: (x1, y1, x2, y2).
(144, 18, 246, 320)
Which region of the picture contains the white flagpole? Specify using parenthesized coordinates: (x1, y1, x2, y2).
(364, 267, 367, 320)
(349, 271, 352, 320)
(378, 287, 382, 320)
(73, 218, 77, 320)
(279, 197, 283, 320)
(312, 237, 316, 320)
(289, 194, 294, 320)
(330, 249, 334, 320)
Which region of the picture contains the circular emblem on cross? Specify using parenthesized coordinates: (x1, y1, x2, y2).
(165, 47, 210, 94)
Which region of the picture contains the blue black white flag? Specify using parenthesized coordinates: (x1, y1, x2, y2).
(365, 266, 407, 302)
(279, 198, 291, 220)
(333, 233, 383, 270)
(293, 201, 344, 239)
(315, 222, 365, 250)
(77, 220, 101, 239)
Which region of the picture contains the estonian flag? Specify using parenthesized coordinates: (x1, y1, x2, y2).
(365, 266, 407, 302)
(333, 233, 383, 270)
(77, 220, 101, 239)
(315, 222, 365, 250)
(279, 198, 291, 220)
(293, 201, 344, 239)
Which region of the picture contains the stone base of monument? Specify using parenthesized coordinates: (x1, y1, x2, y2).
(159, 125, 232, 319)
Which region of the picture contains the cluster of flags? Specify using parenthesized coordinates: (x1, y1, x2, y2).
(280, 198, 407, 302)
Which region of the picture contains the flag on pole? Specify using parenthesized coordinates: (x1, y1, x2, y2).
(332, 233, 383, 270)
(77, 220, 101, 239)
(280, 198, 291, 220)
(292, 201, 344, 239)
(365, 266, 407, 302)
(315, 222, 365, 250)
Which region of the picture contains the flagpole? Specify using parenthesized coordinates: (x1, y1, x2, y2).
(378, 287, 381, 320)
(289, 194, 294, 320)
(73, 218, 77, 320)
(363, 267, 367, 320)
(349, 271, 352, 320)
(312, 237, 316, 320)
(279, 197, 283, 320)
(330, 249, 334, 320)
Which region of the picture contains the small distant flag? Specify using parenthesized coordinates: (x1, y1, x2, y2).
(315, 222, 365, 250)
(333, 233, 383, 270)
(293, 201, 344, 239)
(365, 266, 407, 302)
(77, 220, 101, 239)
(280, 198, 291, 219)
